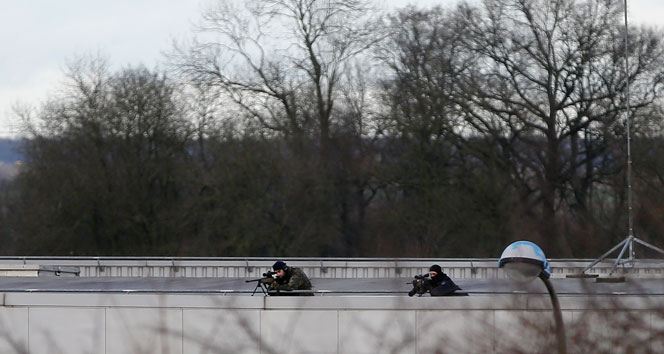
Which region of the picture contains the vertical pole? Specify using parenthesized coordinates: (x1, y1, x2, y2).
(540, 273, 567, 354)
(623, 0, 633, 238)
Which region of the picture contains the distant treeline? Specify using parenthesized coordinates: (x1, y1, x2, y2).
(1, 0, 664, 258)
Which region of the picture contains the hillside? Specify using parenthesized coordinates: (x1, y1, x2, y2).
(0, 139, 23, 180)
(0, 138, 22, 163)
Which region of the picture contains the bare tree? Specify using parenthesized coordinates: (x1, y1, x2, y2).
(172, 0, 382, 159)
(171, 0, 387, 256)
(455, 0, 664, 255)
(373, 6, 519, 256)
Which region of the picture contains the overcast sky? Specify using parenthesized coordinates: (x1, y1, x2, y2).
(1, 0, 662, 137)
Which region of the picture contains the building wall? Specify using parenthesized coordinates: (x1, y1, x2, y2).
(0, 293, 662, 353)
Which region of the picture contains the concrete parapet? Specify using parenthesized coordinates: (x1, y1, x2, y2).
(1, 292, 664, 353)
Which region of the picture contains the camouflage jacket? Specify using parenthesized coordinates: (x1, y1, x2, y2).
(268, 267, 313, 295)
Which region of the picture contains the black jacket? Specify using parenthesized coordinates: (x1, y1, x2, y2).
(428, 272, 461, 296)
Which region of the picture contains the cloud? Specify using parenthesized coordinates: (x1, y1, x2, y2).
(0, 1, 205, 137)
(629, 0, 664, 28)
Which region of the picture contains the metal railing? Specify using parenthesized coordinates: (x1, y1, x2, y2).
(0, 256, 662, 278)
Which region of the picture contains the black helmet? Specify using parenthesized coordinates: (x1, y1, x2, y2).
(272, 261, 288, 271)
